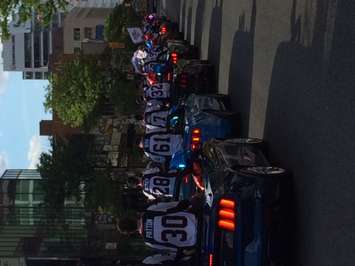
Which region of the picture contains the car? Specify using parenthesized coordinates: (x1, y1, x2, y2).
(176, 60, 215, 94)
(169, 93, 237, 171)
(197, 138, 289, 266)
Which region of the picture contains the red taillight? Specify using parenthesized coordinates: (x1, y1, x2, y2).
(209, 254, 213, 266)
(191, 128, 201, 151)
(171, 52, 178, 64)
(160, 26, 167, 34)
(218, 219, 235, 231)
(219, 199, 235, 209)
(192, 128, 200, 134)
(217, 198, 236, 232)
(218, 209, 235, 220)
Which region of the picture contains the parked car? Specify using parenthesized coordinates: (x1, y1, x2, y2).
(176, 60, 215, 94)
(169, 93, 237, 171)
(198, 138, 289, 266)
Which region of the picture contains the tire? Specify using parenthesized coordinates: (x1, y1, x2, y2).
(225, 138, 266, 153)
(242, 166, 286, 176)
(203, 109, 236, 120)
(224, 138, 263, 145)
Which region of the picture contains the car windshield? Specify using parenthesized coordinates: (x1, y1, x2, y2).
(186, 95, 225, 115)
(219, 144, 269, 168)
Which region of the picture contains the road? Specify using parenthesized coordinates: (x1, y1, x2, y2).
(159, 0, 355, 265)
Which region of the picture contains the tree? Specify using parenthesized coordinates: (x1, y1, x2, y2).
(104, 3, 141, 50)
(38, 136, 95, 207)
(44, 56, 107, 128)
(0, 0, 69, 39)
(45, 55, 139, 128)
(37, 136, 126, 218)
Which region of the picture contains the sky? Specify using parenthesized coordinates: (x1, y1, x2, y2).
(0, 44, 51, 176)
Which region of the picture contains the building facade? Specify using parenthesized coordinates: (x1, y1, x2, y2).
(1, 13, 65, 80)
(68, 0, 121, 9)
(0, 169, 89, 259)
(62, 7, 112, 55)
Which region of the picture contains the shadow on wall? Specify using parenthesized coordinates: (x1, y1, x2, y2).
(208, 0, 223, 84)
(186, 4, 193, 42)
(264, 0, 355, 265)
(194, 0, 206, 49)
(227, 0, 257, 137)
(164, 0, 181, 25)
(181, 0, 186, 32)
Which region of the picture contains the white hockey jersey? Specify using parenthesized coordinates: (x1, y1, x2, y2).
(142, 202, 198, 251)
(142, 167, 179, 199)
(143, 133, 183, 163)
(144, 83, 171, 101)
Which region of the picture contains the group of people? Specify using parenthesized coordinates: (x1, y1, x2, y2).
(117, 14, 205, 266)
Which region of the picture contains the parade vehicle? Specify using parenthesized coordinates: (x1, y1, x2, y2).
(176, 59, 215, 94)
(168, 93, 237, 171)
(197, 138, 289, 266)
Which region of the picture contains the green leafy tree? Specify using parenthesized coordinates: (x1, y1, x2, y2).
(38, 136, 95, 206)
(0, 0, 68, 39)
(104, 3, 141, 50)
(38, 136, 124, 218)
(44, 56, 107, 128)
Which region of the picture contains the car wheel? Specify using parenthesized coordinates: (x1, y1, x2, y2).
(204, 109, 237, 119)
(225, 138, 266, 151)
(243, 166, 286, 176)
(224, 138, 263, 145)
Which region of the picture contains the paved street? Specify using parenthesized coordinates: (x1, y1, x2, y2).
(160, 0, 355, 265)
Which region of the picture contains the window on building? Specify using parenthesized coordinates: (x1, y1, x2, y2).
(34, 31, 41, 68)
(15, 180, 30, 201)
(35, 72, 43, 79)
(73, 28, 81, 41)
(74, 47, 81, 55)
(12, 35, 16, 66)
(42, 30, 49, 66)
(95, 25, 105, 40)
(24, 33, 32, 68)
(84, 27, 93, 39)
(24, 72, 33, 79)
(33, 181, 45, 202)
(44, 72, 49, 79)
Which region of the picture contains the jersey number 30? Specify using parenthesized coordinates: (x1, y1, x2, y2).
(161, 216, 188, 242)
